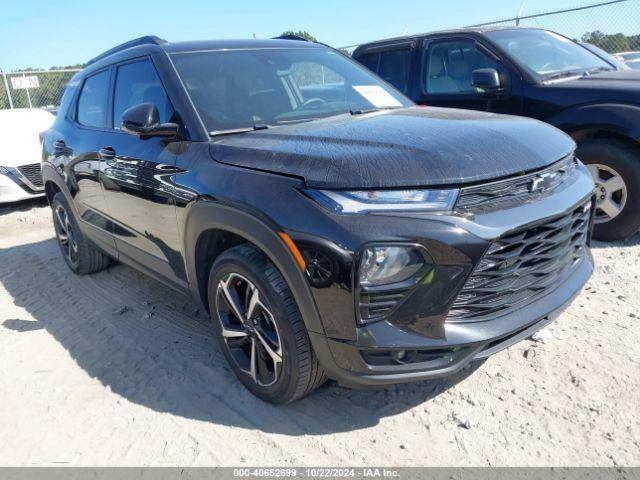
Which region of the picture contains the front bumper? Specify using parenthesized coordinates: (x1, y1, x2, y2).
(311, 249, 592, 387)
(303, 163, 595, 387)
(0, 170, 44, 204)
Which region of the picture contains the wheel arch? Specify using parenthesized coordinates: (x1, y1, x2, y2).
(183, 200, 325, 335)
(44, 179, 62, 204)
(41, 163, 80, 216)
(549, 103, 640, 147)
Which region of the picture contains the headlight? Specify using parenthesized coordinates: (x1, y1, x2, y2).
(0, 166, 10, 175)
(305, 188, 459, 214)
(359, 245, 425, 287)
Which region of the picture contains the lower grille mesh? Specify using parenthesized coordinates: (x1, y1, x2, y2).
(447, 202, 591, 322)
(17, 163, 43, 187)
(359, 287, 411, 323)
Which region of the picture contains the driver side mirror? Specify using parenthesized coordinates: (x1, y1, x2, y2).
(471, 68, 502, 91)
(121, 102, 179, 138)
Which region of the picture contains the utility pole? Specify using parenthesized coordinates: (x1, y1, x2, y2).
(516, 3, 525, 25)
(0, 67, 14, 109)
(22, 73, 33, 108)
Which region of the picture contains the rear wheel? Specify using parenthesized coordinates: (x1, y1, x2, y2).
(51, 192, 110, 274)
(577, 139, 640, 241)
(208, 244, 326, 403)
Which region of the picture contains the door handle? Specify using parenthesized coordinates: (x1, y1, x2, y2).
(53, 140, 66, 151)
(99, 147, 116, 159)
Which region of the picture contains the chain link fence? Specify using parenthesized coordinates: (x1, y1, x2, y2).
(467, 0, 639, 55)
(340, 0, 639, 58)
(0, 69, 80, 111)
(1, 0, 639, 111)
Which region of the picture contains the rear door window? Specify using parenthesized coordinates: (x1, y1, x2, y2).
(378, 48, 412, 92)
(76, 70, 110, 128)
(112, 59, 174, 129)
(357, 52, 380, 72)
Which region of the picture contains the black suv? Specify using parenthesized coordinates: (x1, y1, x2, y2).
(43, 36, 595, 403)
(353, 27, 640, 241)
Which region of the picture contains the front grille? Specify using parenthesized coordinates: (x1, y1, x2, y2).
(456, 156, 576, 213)
(17, 163, 43, 188)
(359, 286, 411, 323)
(447, 202, 591, 323)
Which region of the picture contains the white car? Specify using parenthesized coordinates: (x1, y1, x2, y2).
(614, 51, 640, 62)
(0, 108, 55, 203)
(627, 59, 640, 70)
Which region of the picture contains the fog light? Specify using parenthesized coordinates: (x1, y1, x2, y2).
(391, 349, 417, 364)
(359, 245, 425, 287)
(392, 350, 406, 362)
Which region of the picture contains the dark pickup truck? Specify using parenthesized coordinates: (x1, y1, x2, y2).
(354, 27, 640, 241)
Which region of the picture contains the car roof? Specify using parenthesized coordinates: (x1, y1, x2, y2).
(161, 38, 324, 53)
(353, 26, 545, 52)
(83, 36, 324, 74)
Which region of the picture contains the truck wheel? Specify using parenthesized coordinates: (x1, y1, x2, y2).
(577, 139, 640, 241)
(51, 192, 111, 274)
(208, 244, 326, 404)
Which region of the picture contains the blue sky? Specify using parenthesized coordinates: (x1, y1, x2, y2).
(0, 0, 636, 71)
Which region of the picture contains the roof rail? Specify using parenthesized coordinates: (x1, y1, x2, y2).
(87, 35, 167, 65)
(271, 34, 343, 54)
(272, 34, 311, 42)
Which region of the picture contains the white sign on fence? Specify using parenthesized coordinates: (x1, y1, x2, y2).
(10, 76, 40, 90)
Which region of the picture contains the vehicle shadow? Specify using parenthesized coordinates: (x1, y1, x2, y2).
(1, 237, 482, 435)
(591, 231, 640, 249)
(0, 197, 48, 216)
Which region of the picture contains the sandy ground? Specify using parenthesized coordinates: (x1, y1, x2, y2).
(0, 198, 638, 467)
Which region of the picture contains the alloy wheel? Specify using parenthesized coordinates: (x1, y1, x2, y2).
(215, 273, 283, 387)
(54, 204, 79, 266)
(586, 163, 628, 224)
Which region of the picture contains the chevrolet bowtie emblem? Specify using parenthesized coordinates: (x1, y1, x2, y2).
(530, 172, 559, 192)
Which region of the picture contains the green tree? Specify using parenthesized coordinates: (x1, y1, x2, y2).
(279, 30, 318, 42)
(279, 30, 350, 56)
(581, 30, 631, 53)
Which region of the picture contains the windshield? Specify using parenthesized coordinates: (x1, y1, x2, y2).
(170, 47, 413, 134)
(582, 43, 629, 70)
(619, 52, 640, 61)
(485, 29, 612, 78)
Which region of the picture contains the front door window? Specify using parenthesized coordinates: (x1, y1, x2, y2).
(425, 40, 499, 94)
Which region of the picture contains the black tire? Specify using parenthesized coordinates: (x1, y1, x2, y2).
(577, 138, 640, 241)
(51, 192, 111, 274)
(208, 244, 326, 404)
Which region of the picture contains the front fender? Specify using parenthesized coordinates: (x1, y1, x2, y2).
(182, 199, 326, 335)
(548, 103, 640, 142)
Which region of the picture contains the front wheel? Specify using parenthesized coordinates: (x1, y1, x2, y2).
(577, 139, 640, 241)
(208, 244, 326, 403)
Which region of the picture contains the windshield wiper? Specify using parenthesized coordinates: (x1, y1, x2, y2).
(350, 107, 379, 115)
(544, 70, 584, 81)
(584, 66, 615, 75)
(209, 123, 270, 137)
(350, 106, 400, 115)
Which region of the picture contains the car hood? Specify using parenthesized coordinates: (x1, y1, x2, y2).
(0, 109, 55, 167)
(547, 69, 640, 96)
(209, 107, 574, 189)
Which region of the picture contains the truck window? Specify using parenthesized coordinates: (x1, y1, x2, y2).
(357, 52, 380, 72)
(425, 40, 499, 94)
(378, 49, 411, 92)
